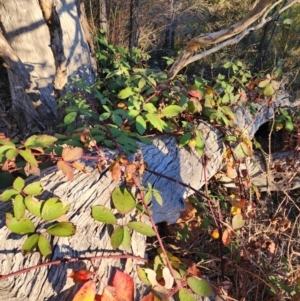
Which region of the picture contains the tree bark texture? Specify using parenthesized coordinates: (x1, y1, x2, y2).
(0, 0, 95, 135)
(0, 91, 299, 300)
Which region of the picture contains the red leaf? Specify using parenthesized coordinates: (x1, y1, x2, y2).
(69, 269, 94, 282)
(72, 280, 96, 301)
(57, 160, 74, 181)
(110, 269, 134, 301)
(188, 90, 203, 99)
(99, 286, 118, 301)
(62, 147, 83, 161)
(109, 161, 121, 182)
(140, 292, 154, 301)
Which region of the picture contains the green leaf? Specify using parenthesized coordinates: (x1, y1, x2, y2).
(13, 194, 26, 218)
(127, 221, 155, 237)
(38, 234, 52, 258)
(0, 139, 15, 146)
(5, 148, 18, 159)
(143, 103, 157, 113)
(118, 87, 134, 99)
(232, 214, 245, 229)
(137, 266, 151, 285)
(91, 205, 117, 224)
(46, 222, 76, 237)
(64, 112, 77, 124)
(0, 188, 18, 201)
(136, 116, 147, 135)
(264, 84, 275, 97)
(195, 130, 205, 157)
(258, 79, 270, 88)
(110, 226, 124, 249)
(99, 112, 111, 121)
(179, 132, 192, 147)
(22, 234, 39, 254)
(111, 187, 136, 214)
(23, 182, 43, 196)
(122, 227, 131, 251)
(13, 177, 25, 192)
(25, 135, 57, 148)
(178, 288, 197, 301)
(41, 198, 68, 221)
(111, 114, 123, 127)
(162, 105, 182, 118)
(187, 277, 213, 297)
(153, 190, 163, 206)
(25, 196, 42, 217)
(6, 213, 35, 235)
(0, 144, 15, 154)
(144, 191, 152, 205)
(18, 149, 38, 167)
(146, 114, 164, 132)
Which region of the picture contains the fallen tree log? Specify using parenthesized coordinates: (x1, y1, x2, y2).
(0, 91, 299, 300)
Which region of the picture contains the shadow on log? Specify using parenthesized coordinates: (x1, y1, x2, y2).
(0, 92, 300, 300)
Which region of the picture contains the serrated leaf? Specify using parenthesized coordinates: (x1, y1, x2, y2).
(118, 87, 134, 99)
(25, 196, 42, 217)
(187, 277, 213, 297)
(146, 114, 164, 132)
(0, 188, 18, 201)
(46, 222, 76, 237)
(13, 194, 25, 218)
(264, 83, 275, 97)
(178, 288, 197, 301)
(111, 187, 136, 214)
(127, 221, 155, 237)
(41, 198, 68, 221)
(91, 205, 117, 224)
(153, 190, 163, 206)
(6, 213, 35, 235)
(99, 112, 111, 121)
(38, 234, 52, 258)
(64, 112, 77, 124)
(18, 149, 38, 167)
(57, 160, 74, 181)
(179, 132, 192, 147)
(136, 115, 147, 135)
(25, 135, 57, 148)
(13, 177, 25, 192)
(122, 227, 131, 251)
(22, 234, 39, 254)
(162, 105, 182, 118)
(111, 226, 124, 249)
(23, 181, 43, 196)
(143, 103, 157, 113)
(232, 213, 245, 229)
(62, 147, 83, 161)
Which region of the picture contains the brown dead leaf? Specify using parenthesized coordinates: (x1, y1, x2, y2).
(109, 161, 121, 181)
(72, 161, 89, 173)
(57, 160, 74, 181)
(24, 162, 40, 176)
(222, 229, 231, 247)
(226, 162, 237, 179)
(62, 147, 83, 162)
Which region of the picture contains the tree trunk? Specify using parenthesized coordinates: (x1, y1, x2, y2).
(1, 91, 300, 300)
(0, 0, 95, 136)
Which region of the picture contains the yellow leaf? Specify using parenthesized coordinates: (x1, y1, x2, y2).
(231, 206, 241, 216)
(211, 229, 219, 239)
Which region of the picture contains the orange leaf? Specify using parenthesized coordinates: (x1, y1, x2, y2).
(57, 160, 74, 181)
(94, 294, 102, 301)
(188, 90, 203, 100)
(222, 229, 231, 247)
(100, 286, 118, 301)
(187, 263, 202, 277)
(110, 269, 134, 301)
(72, 161, 89, 173)
(140, 292, 154, 301)
(226, 162, 237, 179)
(72, 280, 96, 301)
(211, 229, 219, 239)
(62, 147, 83, 161)
(109, 161, 121, 181)
(69, 269, 94, 282)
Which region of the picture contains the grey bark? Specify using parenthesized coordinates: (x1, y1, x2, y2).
(0, 0, 95, 135)
(0, 90, 299, 300)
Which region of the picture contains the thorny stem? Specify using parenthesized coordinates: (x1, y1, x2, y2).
(0, 254, 147, 282)
(131, 175, 182, 295)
